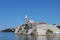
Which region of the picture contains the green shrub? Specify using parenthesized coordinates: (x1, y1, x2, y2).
(47, 29, 53, 33)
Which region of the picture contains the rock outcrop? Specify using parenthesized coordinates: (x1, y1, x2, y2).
(1, 28, 15, 32)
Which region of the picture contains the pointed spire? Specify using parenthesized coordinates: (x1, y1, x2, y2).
(25, 14, 28, 24)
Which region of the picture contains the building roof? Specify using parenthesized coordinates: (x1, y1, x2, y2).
(38, 22, 46, 24)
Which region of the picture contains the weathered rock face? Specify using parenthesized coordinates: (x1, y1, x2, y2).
(46, 29, 53, 36)
(36, 29, 46, 36)
(57, 26, 60, 29)
(15, 23, 36, 35)
(36, 24, 60, 34)
(15, 23, 60, 36)
(36, 24, 46, 35)
(1, 28, 15, 32)
(14, 15, 60, 35)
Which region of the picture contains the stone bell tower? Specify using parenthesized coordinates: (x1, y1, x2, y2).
(25, 15, 29, 32)
(25, 15, 28, 24)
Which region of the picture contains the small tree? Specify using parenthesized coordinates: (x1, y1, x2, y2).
(46, 29, 53, 33)
(57, 26, 60, 29)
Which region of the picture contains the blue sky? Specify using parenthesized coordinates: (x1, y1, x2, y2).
(0, 0, 60, 30)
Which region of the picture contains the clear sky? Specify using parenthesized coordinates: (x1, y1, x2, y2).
(0, 0, 60, 30)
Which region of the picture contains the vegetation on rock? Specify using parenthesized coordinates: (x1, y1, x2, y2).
(1, 28, 15, 32)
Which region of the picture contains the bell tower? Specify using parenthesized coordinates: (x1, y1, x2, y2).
(25, 15, 28, 24)
(25, 15, 29, 32)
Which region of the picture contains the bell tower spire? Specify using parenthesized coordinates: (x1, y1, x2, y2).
(25, 15, 28, 24)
